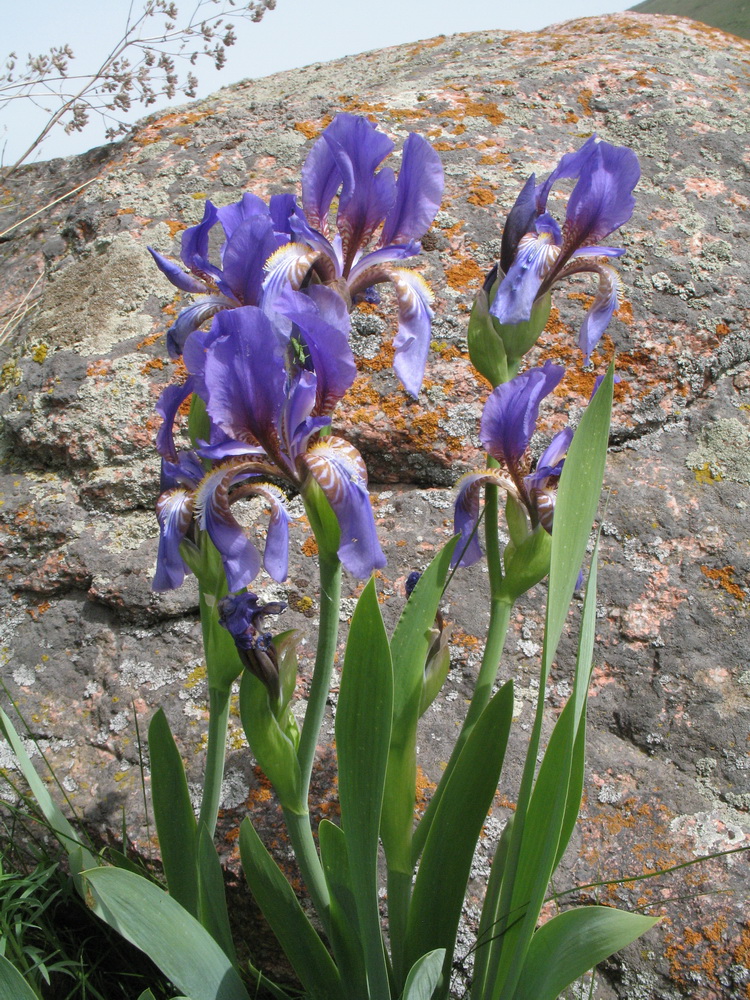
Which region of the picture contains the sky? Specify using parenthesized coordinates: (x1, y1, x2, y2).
(1, 0, 635, 167)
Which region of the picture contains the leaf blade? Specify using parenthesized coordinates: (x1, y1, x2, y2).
(148, 707, 198, 916)
(336, 577, 394, 1000)
(239, 818, 344, 1000)
(405, 681, 514, 990)
(83, 866, 249, 1000)
(514, 906, 659, 1000)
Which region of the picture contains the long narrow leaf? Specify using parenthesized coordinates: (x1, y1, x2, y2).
(83, 867, 250, 1000)
(239, 818, 344, 1000)
(319, 819, 367, 1000)
(336, 577, 393, 1000)
(405, 681, 514, 993)
(543, 364, 613, 682)
(513, 906, 659, 1000)
(148, 708, 198, 916)
(198, 823, 237, 962)
(0, 954, 39, 1000)
(390, 537, 458, 725)
(473, 816, 513, 997)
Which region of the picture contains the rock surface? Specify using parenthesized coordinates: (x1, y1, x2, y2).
(0, 12, 748, 999)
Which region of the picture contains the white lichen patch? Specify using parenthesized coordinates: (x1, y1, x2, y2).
(102, 511, 155, 552)
(120, 657, 175, 691)
(221, 768, 250, 809)
(686, 417, 750, 484)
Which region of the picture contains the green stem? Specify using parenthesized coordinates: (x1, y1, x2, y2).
(283, 807, 331, 932)
(483, 478, 505, 602)
(297, 551, 343, 799)
(198, 686, 231, 838)
(411, 595, 512, 864)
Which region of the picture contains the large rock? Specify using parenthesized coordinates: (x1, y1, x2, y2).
(0, 12, 748, 998)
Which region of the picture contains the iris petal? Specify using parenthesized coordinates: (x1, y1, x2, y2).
(320, 115, 397, 271)
(275, 286, 356, 414)
(576, 262, 620, 361)
(303, 437, 386, 578)
(220, 213, 281, 305)
(194, 465, 262, 591)
(263, 243, 324, 307)
(203, 306, 287, 461)
(490, 232, 559, 327)
(480, 361, 565, 468)
(181, 200, 221, 280)
(452, 469, 518, 568)
(254, 483, 292, 582)
(388, 268, 434, 398)
(148, 247, 208, 294)
(153, 488, 194, 590)
(155, 377, 197, 460)
(216, 192, 270, 241)
(166, 297, 230, 359)
(379, 132, 444, 247)
(302, 126, 345, 235)
(564, 141, 640, 247)
(500, 174, 538, 274)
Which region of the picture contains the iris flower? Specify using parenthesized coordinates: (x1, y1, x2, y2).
(148, 192, 295, 357)
(218, 591, 288, 700)
(264, 113, 444, 396)
(491, 136, 640, 361)
(152, 286, 386, 592)
(453, 361, 572, 568)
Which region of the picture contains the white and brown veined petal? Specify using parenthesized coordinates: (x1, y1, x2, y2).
(302, 436, 386, 578)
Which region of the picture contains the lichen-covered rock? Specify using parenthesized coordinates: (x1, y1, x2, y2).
(0, 13, 748, 998)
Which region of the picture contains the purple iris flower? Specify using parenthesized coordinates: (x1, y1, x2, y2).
(148, 192, 296, 357)
(218, 591, 288, 700)
(491, 136, 640, 361)
(264, 113, 444, 396)
(152, 286, 386, 591)
(452, 361, 574, 567)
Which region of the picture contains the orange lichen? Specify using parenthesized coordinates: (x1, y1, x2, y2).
(616, 300, 634, 326)
(86, 360, 111, 378)
(415, 766, 437, 814)
(577, 89, 594, 116)
(700, 565, 746, 601)
(467, 187, 496, 206)
(26, 601, 51, 620)
(294, 121, 319, 139)
(301, 536, 319, 557)
(140, 357, 166, 375)
(165, 219, 187, 238)
(445, 258, 484, 290)
(451, 628, 481, 652)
